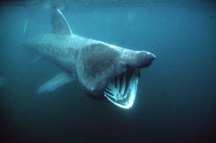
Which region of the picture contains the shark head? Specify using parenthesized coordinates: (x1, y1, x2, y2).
(77, 40, 155, 109)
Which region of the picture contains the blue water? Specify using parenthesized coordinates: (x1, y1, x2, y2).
(0, 0, 216, 143)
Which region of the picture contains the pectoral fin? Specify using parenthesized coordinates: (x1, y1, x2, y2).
(37, 72, 76, 93)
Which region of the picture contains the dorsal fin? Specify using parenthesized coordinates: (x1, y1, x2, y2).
(51, 8, 72, 35)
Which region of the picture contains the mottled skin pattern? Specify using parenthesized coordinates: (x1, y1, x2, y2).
(24, 33, 154, 96)
(77, 41, 155, 95)
(77, 41, 125, 95)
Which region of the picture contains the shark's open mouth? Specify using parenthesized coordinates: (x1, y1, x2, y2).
(104, 68, 140, 109)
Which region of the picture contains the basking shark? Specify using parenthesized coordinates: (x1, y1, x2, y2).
(23, 8, 155, 109)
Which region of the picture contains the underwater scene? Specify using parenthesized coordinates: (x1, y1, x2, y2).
(0, 0, 216, 143)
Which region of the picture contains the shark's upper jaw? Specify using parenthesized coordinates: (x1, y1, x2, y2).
(104, 68, 140, 109)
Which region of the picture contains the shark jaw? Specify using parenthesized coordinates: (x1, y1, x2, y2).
(104, 68, 140, 109)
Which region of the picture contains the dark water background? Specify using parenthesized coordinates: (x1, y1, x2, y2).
(0, 0, 216, 143)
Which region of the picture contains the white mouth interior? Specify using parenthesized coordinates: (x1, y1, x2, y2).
(104, 68, 140, 109)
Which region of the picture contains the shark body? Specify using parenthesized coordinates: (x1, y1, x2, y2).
(23, 8, 155, 109)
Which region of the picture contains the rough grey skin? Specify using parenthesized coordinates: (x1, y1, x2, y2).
(23, 8, 155, 108)
(24, 34, 155, 96)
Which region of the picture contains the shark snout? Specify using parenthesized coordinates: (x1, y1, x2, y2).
(147, 52, 156, 61)
(121, 49, 155, 69)
(136, 51, 156, 68)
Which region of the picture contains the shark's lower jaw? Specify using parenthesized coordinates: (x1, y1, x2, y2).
(104, 68, 140, 109)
